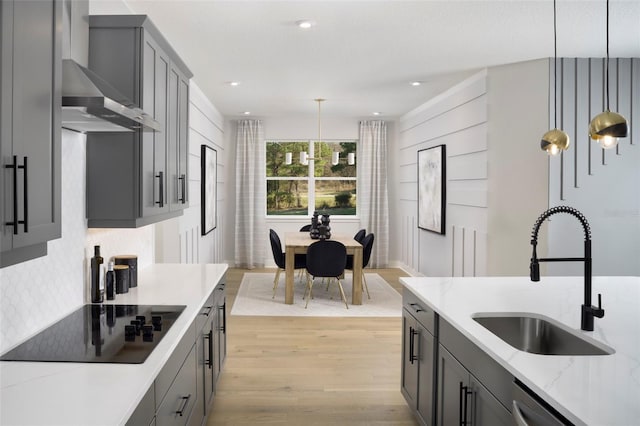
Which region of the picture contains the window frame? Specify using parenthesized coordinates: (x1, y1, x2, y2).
(265, 139, 358, 218)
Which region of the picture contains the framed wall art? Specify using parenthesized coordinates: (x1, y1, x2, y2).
(418, 144, 446, 234)
(201, 144, 217, 235)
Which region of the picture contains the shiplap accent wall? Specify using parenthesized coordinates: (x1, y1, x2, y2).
(547, 58, 640, 276)
(395, 60, 550, 277)
(155, 81, 225, 264)
(398, 71, 490, 277)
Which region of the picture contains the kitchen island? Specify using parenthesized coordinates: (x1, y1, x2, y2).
(400, 276, 640, 426)
(0, 263, 228, 426)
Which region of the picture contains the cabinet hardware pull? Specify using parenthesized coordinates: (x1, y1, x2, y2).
(155, 171, 164, 207)
(4, 156, 28, 234)
(409, 303, 424, 313)
(179, 173, 186, 203)
(175, 394, 191, 416)
(204, 329, 214, 369)
(459, 382, 472, 426)
(219, 302, 226, 333)
(201, 305, 213, 316)
(20, 156, 28, 232)
(409, 326, 418, 364)
(5, 156, 18, 234)
(511, 401, 530, 426)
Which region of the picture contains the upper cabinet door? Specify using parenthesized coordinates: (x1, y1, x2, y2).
(168, 66, 189, 211)
(141, 32, 169, 218)
(1, 0, 61, 267)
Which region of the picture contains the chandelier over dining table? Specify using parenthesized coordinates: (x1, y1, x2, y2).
(284, 99, 355, 166)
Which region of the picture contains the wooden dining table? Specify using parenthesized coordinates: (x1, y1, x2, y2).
(284, 232, 364, 305)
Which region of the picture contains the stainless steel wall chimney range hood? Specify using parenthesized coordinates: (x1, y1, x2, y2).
(61, 59, 162, 133)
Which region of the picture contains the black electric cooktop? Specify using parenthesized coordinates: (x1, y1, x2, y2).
(0, 304, 185, 364)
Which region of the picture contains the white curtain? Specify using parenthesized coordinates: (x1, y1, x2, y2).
(234, 120, 266, 269)
(358, 120, 389, 267)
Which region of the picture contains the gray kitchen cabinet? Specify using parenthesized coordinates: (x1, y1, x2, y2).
(402, 289, 513, 426)
(199, 280, 227, 420)
(168, 65, 190, 211)
(195, 291, 215, 420)
(126, 385, 156, 426)
(0, 0, 61, 268)
(401, 292, 436, 426)
(436, 345, 470, 426)
(124, 276, 227, 426)
(156, 344, 197, 426)
(215, 282, 227, 379)
(436, 345, 512, 426)
(85, 15, 191, 228)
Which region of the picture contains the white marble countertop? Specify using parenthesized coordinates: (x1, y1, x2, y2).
(0, 263, 228, 426)
(400, 275, 640, 426)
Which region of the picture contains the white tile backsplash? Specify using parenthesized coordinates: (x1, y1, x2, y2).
(0, 130, 153, 353)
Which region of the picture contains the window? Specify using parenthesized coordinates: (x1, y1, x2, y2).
(266, 140, 357, 216)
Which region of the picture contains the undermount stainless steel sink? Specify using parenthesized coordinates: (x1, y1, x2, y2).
(472, 313, 614, 356)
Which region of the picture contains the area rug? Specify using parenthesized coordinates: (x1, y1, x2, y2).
(231, 272, 401, 317)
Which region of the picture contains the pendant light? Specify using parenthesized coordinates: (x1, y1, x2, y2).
(284, 99, 325, 165)
(541, 0, 570, 156)
(589, 0, 629, 149)
(284, 99, 355, 166)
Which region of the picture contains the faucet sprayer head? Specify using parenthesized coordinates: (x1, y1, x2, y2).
(530, 258, 540, 281)
(530, 242, 540, 281)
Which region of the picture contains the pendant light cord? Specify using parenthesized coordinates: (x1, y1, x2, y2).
(553, 0, 558, 128)
(605, 0, 610, 111)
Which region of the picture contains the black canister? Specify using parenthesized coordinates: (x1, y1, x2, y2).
(114, 255, 138, 288)
(114, 264, 129, 294)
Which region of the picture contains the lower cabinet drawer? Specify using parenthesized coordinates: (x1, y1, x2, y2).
(156, 344, 197, 426)
(126, 385, 155, 426)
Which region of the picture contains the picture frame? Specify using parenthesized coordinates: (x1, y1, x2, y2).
(418, 144, 446, 234)
(201, 145, 217, 235)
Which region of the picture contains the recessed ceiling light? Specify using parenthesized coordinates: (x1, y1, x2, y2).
(411, 81, 421, 87)
(229, 81, 240, 87)
(296, 20, 315, 29)
(243, 111, 251, 115)
(373, 112, 381, 116)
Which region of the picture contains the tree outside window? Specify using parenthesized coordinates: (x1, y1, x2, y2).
(266, 140, 357, 216)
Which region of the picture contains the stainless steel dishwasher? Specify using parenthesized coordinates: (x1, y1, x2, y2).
(511, 380, 573, 426)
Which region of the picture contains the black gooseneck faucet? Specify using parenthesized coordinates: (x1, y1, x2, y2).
(530, 206, 604, 331)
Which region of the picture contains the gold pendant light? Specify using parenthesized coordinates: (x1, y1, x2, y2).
(541, 0, 570, 156)
(589, 0, 629, 149)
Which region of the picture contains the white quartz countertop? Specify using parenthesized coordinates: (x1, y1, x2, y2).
(0, 263, 228, 426)
(400, 276, 640, 426)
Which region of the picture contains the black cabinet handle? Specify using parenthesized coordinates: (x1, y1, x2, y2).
(219, 302, 226, 333)
(409, 303, 424, 313)
(175, 394, 191, 416)
(20, 156, 28, 232)
(5, 156, 19, 235)
(5, 156, 28, 234)
(201, 305, 213, 316)
(179, 173, 186, 203)
(409, 326, 418, 364)
(459, 382, 472, 426)
(155, 171, 164, 207)
(204, 329, 214, 369)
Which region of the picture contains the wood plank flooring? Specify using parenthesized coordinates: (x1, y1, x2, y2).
(206, 268, 418, 426)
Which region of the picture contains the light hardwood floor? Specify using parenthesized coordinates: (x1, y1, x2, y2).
(206, 268, 419, 426)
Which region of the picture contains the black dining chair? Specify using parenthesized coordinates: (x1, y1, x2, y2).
(299, 224, 312, 232)
(346, 233, 375, 300)
(304, 240, 349, 309)
(354, 228, 366, 243)
(269, 229, 306, 299)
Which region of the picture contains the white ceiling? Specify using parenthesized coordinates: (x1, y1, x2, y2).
(98, 0, 640, 119)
